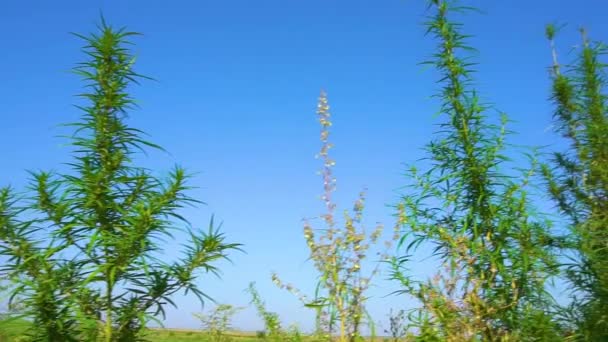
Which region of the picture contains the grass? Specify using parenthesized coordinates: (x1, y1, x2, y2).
(145, 329, 260, 342)
(0, 319, 263, 342)
(0, 320, 390, 341)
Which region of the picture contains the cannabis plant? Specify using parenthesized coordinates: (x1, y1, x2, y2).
(392, 1, 560, 340)
(272, 91, 394, 342)
(543, 24, 608, 340)
(0, 19, 240, 341)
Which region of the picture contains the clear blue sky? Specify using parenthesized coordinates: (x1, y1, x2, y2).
(1, 0, 606, 333)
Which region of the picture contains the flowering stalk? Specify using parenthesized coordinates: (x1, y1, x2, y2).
(273, 91, 393, 342)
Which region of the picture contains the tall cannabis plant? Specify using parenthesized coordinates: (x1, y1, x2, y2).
(392, 1, 559, 340)
(543, 25, 608, 340)
(272, 91, 392, 342)
(0, 19, 240, 341)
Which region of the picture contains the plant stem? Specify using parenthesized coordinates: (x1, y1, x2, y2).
(105, 278, 113, 342)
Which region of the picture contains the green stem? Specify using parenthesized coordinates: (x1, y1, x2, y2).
(105, 278, 113, 342)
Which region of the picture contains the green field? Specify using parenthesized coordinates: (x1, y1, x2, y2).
(0, 320, 262, 342)
(145, 330, 259, 342)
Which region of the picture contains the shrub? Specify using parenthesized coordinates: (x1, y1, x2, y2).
(247, 283, 283, 341)
(193, 304, 244, 341)
(272, 91, 395, 342)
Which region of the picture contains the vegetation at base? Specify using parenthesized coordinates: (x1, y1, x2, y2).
(193, 304, 246, 342)
(0, 320, 260, 342)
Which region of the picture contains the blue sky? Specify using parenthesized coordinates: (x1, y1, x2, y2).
(1, 0, 607, 333)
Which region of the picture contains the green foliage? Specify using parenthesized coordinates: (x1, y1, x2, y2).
(0, 319, 267, 342)
(543, 24, 608, 341)
(1, 2, 606, 342)
(193, 304, 244, 342)
(246, 283, 283, 341)
(391, 1, 560, 340)
(245, 283, 305, 342)
(0, 19, 241, 341)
